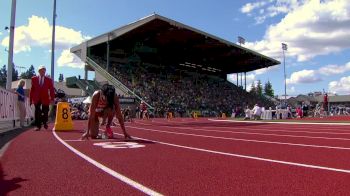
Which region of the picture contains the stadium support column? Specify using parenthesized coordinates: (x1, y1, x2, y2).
(240, 72, 243, 88)
(244, 72, 246, 90)
(106, 33, 110, 72)
(237, 36, 246, 89)
(84, 65, 88, 80)
(6, 0, 16, 90)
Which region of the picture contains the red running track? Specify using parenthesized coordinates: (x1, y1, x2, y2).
(2, 118, 350, 195)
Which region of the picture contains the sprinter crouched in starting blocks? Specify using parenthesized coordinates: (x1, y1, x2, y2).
(81, 84, 132, 140)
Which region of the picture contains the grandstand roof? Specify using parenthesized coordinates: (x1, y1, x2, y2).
(71, 14, 280, 74)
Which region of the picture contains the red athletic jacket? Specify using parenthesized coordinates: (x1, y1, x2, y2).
(30, 76, 55, 105)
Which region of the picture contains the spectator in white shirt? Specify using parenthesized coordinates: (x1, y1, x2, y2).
(244, 106, 251, 120)
(231, 108, 236, 118)
(252, 104, 262, 120)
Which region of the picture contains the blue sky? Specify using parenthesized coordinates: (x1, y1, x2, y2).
(1, 0, 350, 96)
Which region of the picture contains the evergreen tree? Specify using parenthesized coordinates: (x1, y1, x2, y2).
(256, 80, 263, 96)
(264, 81, 274, 97)
(58, 73, 64, 82)
(0, 65, 19, 87)
(20, 65, 36, 79)
(250, 81, 256, 94)
(12, 65, 18, 81)
(0, 65, 6, 87)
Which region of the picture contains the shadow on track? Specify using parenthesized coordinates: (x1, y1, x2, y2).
(0, 163, 28, 195)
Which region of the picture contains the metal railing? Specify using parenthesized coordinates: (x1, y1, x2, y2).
(75, 79, 95, 96)
(86, 57, 154, 110)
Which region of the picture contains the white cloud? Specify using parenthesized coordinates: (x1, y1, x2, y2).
(254, 65, 280, 75)
(228, 73, 256, 85)
(0, 15, 91, 69)
(246, 80, 262, 92)
(254, 67, 269, 75)
(57, 49, 85, 69)
(0, 32, 2, 36)
(241, 2, 267, 14)
(329, 76, 350, 94)
(241, 0, 303, 24)
(287, 60, 350, 84)
(244, 0, 350, 62)
(288, 86, 296, 94)
(318, 62, 350, 76)
(286, 69, 322, 84)
(1, 15, 90, 53)
(246, 73, 256, 82)
(227, 73, 257, 92)
(246, 83, 254, 92)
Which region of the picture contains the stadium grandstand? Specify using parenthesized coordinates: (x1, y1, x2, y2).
(70, 13, 280, 117)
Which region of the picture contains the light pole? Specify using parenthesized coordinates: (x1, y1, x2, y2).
(238, 36, 245, 45)
(6, 0, 16, 90)
(282, 43, 288, 106)
(51, 0, 57, 83)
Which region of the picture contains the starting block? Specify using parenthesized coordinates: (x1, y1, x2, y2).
(53, 102, 74, 131)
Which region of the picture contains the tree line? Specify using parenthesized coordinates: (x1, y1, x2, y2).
(250, 80, 274, 97)
(0, 65, 64, 88)
(0, 65, 33, 87)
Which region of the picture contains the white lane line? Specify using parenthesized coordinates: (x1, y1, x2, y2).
(63, 139, 120, 142)
(52, 130, 163, 196)
(114, 132, 350, 174)
(209, 118, 350, 126)
(150, 121, 350, 135)
(150, 119, 350, 132)
(202, 125, 350, 135)
(149, 119, 350, 134)
(135, 121, 350, 142)
(127, 125, 350, 150)
(228, 124, 350, 132)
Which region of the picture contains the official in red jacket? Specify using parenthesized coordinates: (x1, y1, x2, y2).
(30, 66, 55, 131)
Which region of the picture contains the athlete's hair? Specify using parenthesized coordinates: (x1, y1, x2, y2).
(101, 84, 115, 109)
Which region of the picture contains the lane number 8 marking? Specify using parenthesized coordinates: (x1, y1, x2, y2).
(93, 142, 145, 149)
(62, 108, 69, 119)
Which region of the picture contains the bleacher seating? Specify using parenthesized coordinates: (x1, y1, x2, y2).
(90, 55, 274, 117)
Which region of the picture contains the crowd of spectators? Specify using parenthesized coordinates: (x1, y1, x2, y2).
(329, 105, 350, 116)
(268, 102, 350, 119)
(91, 56, 274, 117)
(70, 102, 89, 120)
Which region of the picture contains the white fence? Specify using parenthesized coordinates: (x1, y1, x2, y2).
(261, 109, 289, 120)
(0, 87, 34, 131)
